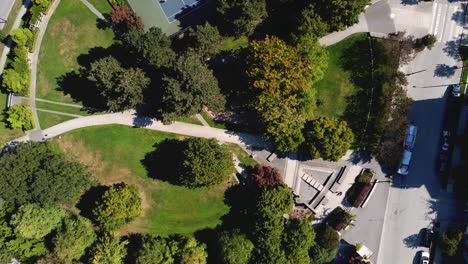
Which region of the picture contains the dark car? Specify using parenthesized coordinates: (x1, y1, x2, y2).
(421, 228, 434, 247)
(451, 84, 461, 98)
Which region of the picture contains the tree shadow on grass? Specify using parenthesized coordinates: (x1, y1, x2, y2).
(56, 70, 105, 109)
(76, 185, 110, 221)
(140, 139, 187, 184)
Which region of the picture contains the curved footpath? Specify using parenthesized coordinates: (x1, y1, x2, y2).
(29, 0, 62, 130)
(11, 110, 271, 150)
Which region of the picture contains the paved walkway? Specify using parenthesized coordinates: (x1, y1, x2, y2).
(11, 110, 271, 149)
(29, 0, 61, 130)
(195, 113, 210, 127)
(80, 0, 107, 21)
(0, 0, 31, 75)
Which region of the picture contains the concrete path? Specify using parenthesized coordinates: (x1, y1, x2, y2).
(79, 0, 107, 21)
(0, 0, 31, 75)
(11, 110, 271, 149)
(36, 108, 83, 117)
(195, 113, 210, 127)
(29, 0, 61, 130)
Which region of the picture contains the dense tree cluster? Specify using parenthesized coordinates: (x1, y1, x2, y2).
(215, 0, 267, 36)
(88, 56, 150, 111)
(0, 142, 91, 208)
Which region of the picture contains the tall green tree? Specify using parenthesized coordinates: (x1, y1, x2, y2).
(296, 5, 329, 39)
(122, 27, 175, 68)
(178, 138, 234, 188)
(187, 22, 223, 58)
(89, 233, 128, 264)
(282, 219, 316, 264)
(313, 0, 369, 31)
(10, 28, 32, 46)
(316, 224, 339, 252)
(296, 35, 328, 84)
(2, 69, 30, 94)
(246, 36, 315, 151)
(305, 116, 354, 161)
(134, 235, 176, 264)
(160, 51, 225, 123)
(92, 184, 142, 230)
(217, 229, 254, 264)
(6, 105, 35, 130)
(176, 236, 207, 264)
(215, 0, 267, 36)
(88, 56, 150, 111)
(10, 204, 67, 239)
(53, 216, 96, 263)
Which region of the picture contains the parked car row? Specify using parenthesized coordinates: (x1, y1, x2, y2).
(398, 124, 418, 175)
(439, 129, 452, 175)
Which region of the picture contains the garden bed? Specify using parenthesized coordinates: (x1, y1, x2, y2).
(326, 206, 354, 231)
(346, 169, 374, 208)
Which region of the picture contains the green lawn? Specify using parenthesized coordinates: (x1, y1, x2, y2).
(314, 33, 368, 118)
(175, 116, 202, 126)
(0, 92, 24, 144)
(86, 0, 114, 13)
(35, 101, 95, 116)
(224, 143, 257, 169)
(38, 111, 75, 129)
(37, 0, 115, 103)
(200, 111, 226, 129)
(223, 36, 249, 51)
(58, 125, 230, 236)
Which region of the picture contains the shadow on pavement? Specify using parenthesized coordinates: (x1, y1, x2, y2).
(403, 233, 420, 249)
(434, 64, 458, 78)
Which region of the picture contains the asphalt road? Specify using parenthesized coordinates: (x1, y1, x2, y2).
(378, 1, 465, 263)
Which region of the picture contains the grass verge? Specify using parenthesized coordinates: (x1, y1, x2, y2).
(200, 111, 226, 129)
(37, 0, 115, 103)
(37, 111, 75, 129)
(314, 33, 367, 118)
(56, 125, 230, 236)
(224, 143, 257, 169)
(35, 101, 95, 116)
(0, 0, 24, 55)
(0, 92, 24, 144)
(175, 116, 203, 126)
(86, 0, 114, 13)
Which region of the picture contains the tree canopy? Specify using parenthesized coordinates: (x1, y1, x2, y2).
(88, 56, 150, 111)
(283, 219, 316, 264)
(2, 68, 30, 94)
(110, 5, 144, 32)
(0, 142, 91, 208)
(122, 27, 175, 68)
(177, 138, 234, 188)
(305, 116, 354, 161)
(10, 204, 66, 239)
(10, 28, 32, 46)
(92, 184, 142, 230)
(217, 229, 254, 264)
(187, 22, 223, 58)
(6, 105, 35, 130)
(159, 51, 226, 123)
(215, 0, 267, 36)
(250, 164, 283, 188)
(246, 36, 315, 151)
(89, 233, 128, 264)
(313, 0, 369, 32)
(53, 216, 96, 263)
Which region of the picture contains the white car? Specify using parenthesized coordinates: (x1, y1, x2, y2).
(420, 251, 429, 264)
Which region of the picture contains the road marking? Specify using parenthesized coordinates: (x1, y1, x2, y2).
(432, 3, 443, 36)
(438, 4, 452, 42)
(430, 2, 438, 34)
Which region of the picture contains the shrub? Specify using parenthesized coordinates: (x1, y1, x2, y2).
(27, 29, 40, 52)
(6, 105, 35, 130)
(316, 224, 339, 252)
(10, 28, 32, 46)
(110, 5, 144, 32)
(327, 207, 355, 231)
(440, 227, 463, 256)
(422, 34, 437, 50)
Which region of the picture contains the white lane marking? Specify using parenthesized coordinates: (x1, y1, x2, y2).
(432, 3, 444, 36)
(430, 2, 439, 34)
(438, 4, 452, 42)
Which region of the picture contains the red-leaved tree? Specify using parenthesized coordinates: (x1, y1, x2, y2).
(111, 6, 144, 32)
(251, 164, 284, 188)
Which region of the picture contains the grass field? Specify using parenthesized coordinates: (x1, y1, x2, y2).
(35, 101, 95, 116)
(56, 125, 230, 236)
(86, 0, 114, 13)
(314, 33, 368, 118)
(0, 92, 24, 144)
(36, 0, 115, 103)
(200, 111, 226, 129)
(38, 111, 75, 129)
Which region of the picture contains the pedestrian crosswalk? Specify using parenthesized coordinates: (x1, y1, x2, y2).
(429, 2, 464, 43)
